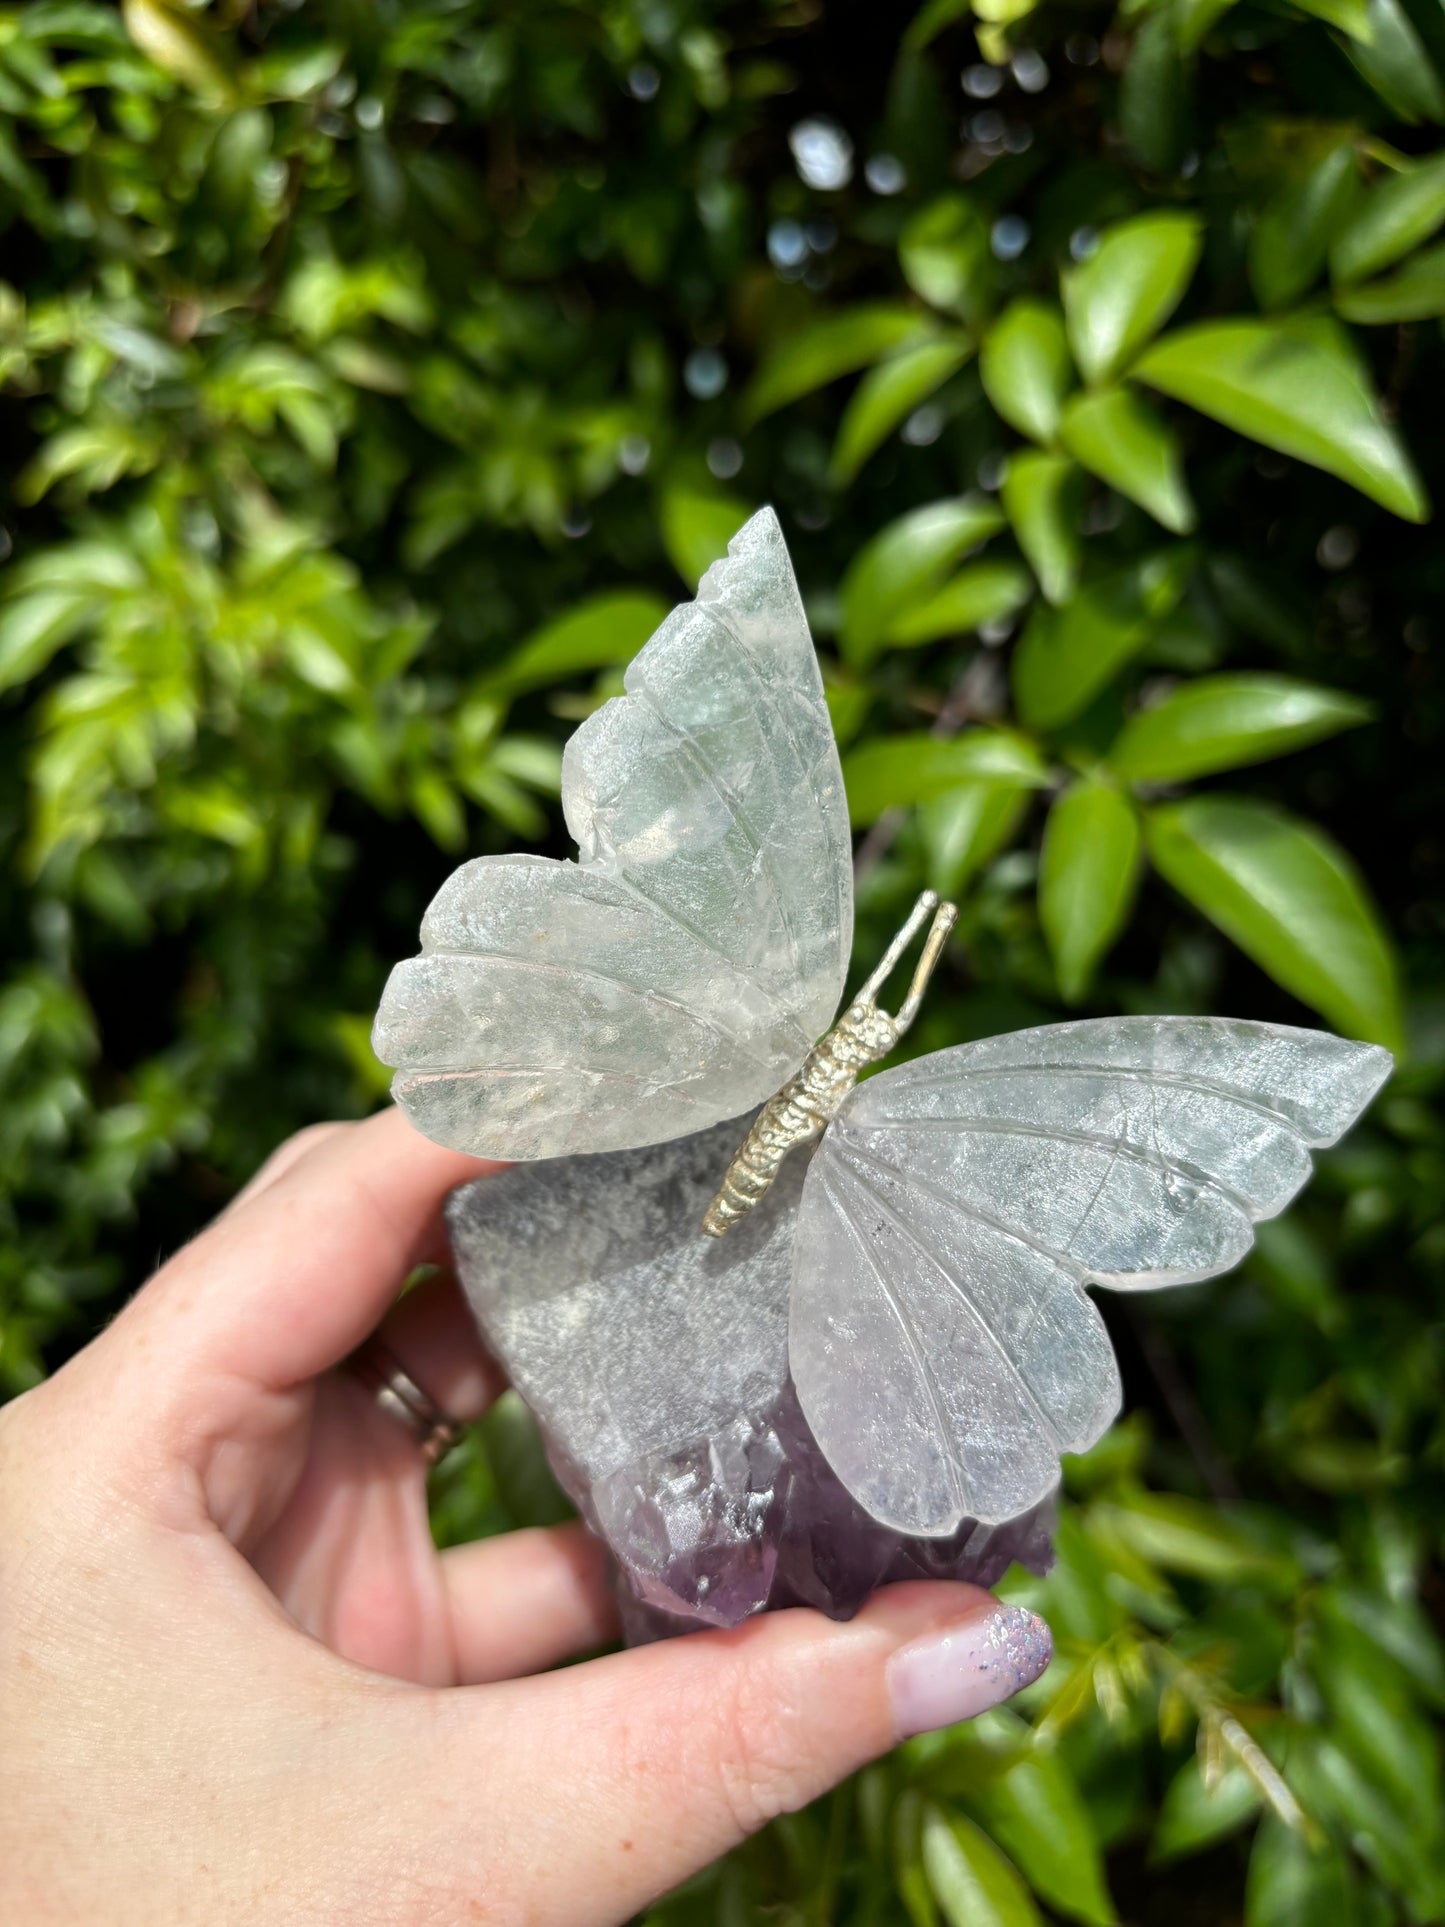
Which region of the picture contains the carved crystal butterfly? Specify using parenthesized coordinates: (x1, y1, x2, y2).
(373, 509, 1390, 1535)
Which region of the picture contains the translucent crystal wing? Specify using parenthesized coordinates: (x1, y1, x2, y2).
(791, 1018, 1392, 1534)
(372, 509, 853, 1158)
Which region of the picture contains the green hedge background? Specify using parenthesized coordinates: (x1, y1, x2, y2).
(2, 0, 1443, 1920)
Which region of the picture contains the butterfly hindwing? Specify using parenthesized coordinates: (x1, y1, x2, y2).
(373, 510, 853, 1159)
(790, 1017, 1392, 1534)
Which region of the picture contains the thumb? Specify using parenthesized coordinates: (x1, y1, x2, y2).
(409, 1581, 1052, 1925)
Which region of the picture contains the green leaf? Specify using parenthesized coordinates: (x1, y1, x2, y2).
(830, 335, 974, 486)
(1331, 152, 1445, 285)
(741, 303, 925, 424)
(1335, 239, 1445, 321)
(840, 497, 1005, 664)
(1292, 0, 1372, 34)
(1340, 0, 1445, 124)
(1108, 674, 1372, 782)
(1001, 451, 1082, 604)
(1120, 15, 1194, 176)
(121, 0, 235, 102)
(922, 1806, 1043, 1927)
(920, 782, 1034, 896)
(980, 300, 1073, 444)
(901, 194, 994, 327)
(0, 590, 96, 695)
(1063, 214, 1203, 385)
(1152, 1759, 1262, 1865)
(1134, 317, 1428, 523)
(1012, 551, 1190, 730)
(484, 591, 669, 696)
(1245, 1819, 1362, 1927)
(481, 1389, 573, 1528)
(1059, 388, 1195, 534)
(970, 1753, 1119, 1926)
(1249, 142, 1359, 312)
(886, 561, 1034, 647)
(1039, 781, 1142, 1001)
(1095, 1491, 1300, 1585)
(843, 728, 1050, 824)
(660, 486, 754, 589)
(1145, 795, 1404, 1050)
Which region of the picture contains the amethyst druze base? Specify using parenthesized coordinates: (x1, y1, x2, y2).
(446, 1116, 1055, 1642)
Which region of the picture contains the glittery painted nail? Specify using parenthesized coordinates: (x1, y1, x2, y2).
(887, 1604, 1053, 1738)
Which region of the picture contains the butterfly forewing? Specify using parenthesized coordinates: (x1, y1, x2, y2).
(790, 1017, 1392, 1533)
(373, 510, 853, 1159)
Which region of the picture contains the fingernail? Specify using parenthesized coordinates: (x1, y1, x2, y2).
(888, 1604, 1053, 1738)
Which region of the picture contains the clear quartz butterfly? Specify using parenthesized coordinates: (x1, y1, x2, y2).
(374, 509, 1392, 1537)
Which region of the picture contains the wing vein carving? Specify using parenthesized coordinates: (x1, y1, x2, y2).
(821, 1160, 970, 1520)
(874, 1063, 1324, 1136)
(851, 1113, 1257, 1212)
(835, 1148, 1066, 1449)
(631, 682, 808, 986)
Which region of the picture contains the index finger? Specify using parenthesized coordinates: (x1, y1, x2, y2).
(128, 1109, 498, 1393)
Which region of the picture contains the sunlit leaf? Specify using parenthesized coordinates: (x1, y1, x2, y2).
(659, 485, 754, 589)
(1108, 674, 1371, 782)
(1063, 214, 1202, 385)
(885, 560, 1034, 647)
(842, 727, 1050, 824)
(1331, 152, 1445, 285)
(980, 299, 1073, 444)
(742, 303, 925, 424)
(483, 592, 670, 696)
(901, 194, 994, 327)
(1339, 0, 1445, 123)
(1250, 143, 1359, 312)
(1335, 240, 1445, 321)
(1001, 451, 1082, 604)
(922, 1806, 1043, 1927)
(1059, 388, 1195, 533)
(1145, 795, 1404, 1051)
(1012, 551, 1190, 730)
(920, 782, 1034, 896)
(840, 496, 1005, 664)
(830, 335, 974, 485)
(970, 1751, 1119, 1925)
(1039, 780, 1142, 1002)
(1134, 317, 1428, 522)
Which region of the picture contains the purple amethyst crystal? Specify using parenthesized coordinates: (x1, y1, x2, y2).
(446, 1115, 1054, 1641)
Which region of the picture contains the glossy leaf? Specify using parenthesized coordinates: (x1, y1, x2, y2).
(920, 782, 1034, 896)
(1146, 795, 1404, 1051)
(842, 727, 1050, 823)
(971, 1752, 1119, 1926)
(980, 300, 1074, 443)
(1245, 1819, 1362, 1927)
(831, 336, 974, 485)
(1134, 317, 1428, 522)
(1012, 551, 1190, 730)
(1249, 142, 1359, 313)
(886, 560, 1034, 647)
(1063, 214, 1203, 385)
(1001, 451, 1083, 604)
(1108, 674, 1371, 782)
(1335, 239, 1445, 322)
(1340, 0, 1445, 124)
(483, 591, 671, 696)
(1119, 16, 1194, 177)
(1039, 781, 1142, 1001)
(902, 194, 994, 327)
(659, 485, 755, 589)
(840, 497, 1005, 664)
(1059, 388, 1195, 534)
(922, 1806, 1043, 1927)
(1152, 1759, 1261, 1865)
(741, 304, 924, 423)
(1330, 153, 1445, 286)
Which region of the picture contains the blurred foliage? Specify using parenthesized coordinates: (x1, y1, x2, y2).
(1, 0, 1443, 1920)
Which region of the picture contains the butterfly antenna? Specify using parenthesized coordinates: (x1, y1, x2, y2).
(857, 889, 959, 1033)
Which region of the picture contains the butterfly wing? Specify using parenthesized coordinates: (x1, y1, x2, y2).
(373, 509, 853, 1158)
(790, 1017, 1392, 1534)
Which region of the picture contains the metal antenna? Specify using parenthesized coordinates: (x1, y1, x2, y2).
(855, 889, 959, 1033)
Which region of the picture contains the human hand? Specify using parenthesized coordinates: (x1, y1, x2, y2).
(0, 1110, 1052, 1925)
